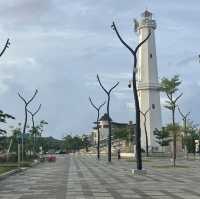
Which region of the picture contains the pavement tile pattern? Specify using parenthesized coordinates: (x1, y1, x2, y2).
(0, 154, 200, 198)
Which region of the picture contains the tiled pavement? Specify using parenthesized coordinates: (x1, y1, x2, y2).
(0, 155, 200, 198)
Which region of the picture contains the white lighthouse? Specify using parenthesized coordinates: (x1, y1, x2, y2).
(136, 10, 162, 151)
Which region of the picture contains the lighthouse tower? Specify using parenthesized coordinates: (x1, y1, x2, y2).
(136, 10, 162, 151)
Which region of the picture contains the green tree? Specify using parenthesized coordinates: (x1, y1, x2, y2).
(113, 127, 133, 152)
(10, 124, 22, 153)
(82, 135, 89, 152)
(0, 110, 15, 135)
(39, 136, 64, 153)
(0, 110, 15, 151)
(64, 135, 73, 153)
(63, 134, 84, 153)
(113, 128, 130, 141)
(154, 127, 172, 152)
(184, 121, 199, 157)
(35, 120, 48, 153)
(161, 75, 182, 167)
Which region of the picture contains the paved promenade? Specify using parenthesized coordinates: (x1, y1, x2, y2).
(0, 155, 200, 198)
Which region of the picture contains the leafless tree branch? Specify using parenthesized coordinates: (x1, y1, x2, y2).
(111, 22, 135, 56)
(140, 107, 151, 117)
(178, 106, 190, 120)
(135, 33, 151, 53)
(97, 74, 109, 94)
(27, 89, 38, 105)
(89, 97, 106, 111)
(0, 39, 10, 57)
(89, 97, 98, 111)
(18, 89, 39, 162)
(33, 104, 42, 116)
(18, 93, 27, 104)
(174, 93, 183, 104)
(18, 89, 38, 106)
(96, 74, 119, 162)
(108, 82, 120, 94)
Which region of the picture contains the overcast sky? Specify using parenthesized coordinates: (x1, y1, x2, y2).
(0, 0, 200, 139)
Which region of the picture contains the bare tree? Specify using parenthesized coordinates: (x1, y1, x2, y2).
(111, 22, 151, 170)
(178, 106, 190, 159)
(0, 39, 10, 57)
(89, 97, 106, 160)
(97, 74, 119, 162)
(140, 108, 151, 157)
(27, 104, 42, 156)
(18, 89, 38, 162)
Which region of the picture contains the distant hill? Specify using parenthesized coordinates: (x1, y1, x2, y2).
(38, 136, 65, 153)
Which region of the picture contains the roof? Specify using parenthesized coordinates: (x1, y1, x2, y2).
(99, 113, 112, 122)
(93, 122, 135, 128)
(142, 10, 152, 18)
(112, 122, 135, 127)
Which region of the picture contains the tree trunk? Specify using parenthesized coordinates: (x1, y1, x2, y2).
(107, 96, 112, 162)
(199, 139, 200, 158)
(183, 119, 188, 160)
(97, 116, 100, 160)
(133, 55, 142, 170)
(172, 108, 176, 167)
(22, 106, 28, 163)
(144, 121, 149, 157)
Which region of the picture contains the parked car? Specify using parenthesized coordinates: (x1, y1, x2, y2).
(47, 155, 56, 162)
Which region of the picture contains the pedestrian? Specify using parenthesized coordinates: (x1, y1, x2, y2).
(117, 149, 121, 160)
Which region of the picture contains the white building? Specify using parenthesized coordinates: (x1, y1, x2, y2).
(92, 113, 110, 144)
(91, 113, 135, 147)
(136, 10, 162, 151)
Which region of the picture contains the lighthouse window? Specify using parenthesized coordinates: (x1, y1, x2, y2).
(152, 104, 155, 109)
(150, 53, 152, 58)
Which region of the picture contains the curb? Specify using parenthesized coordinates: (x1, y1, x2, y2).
(0, 168, 21, 181)
(0, 161, 41, 181)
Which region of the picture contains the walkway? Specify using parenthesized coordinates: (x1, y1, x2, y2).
(0, 155, 200, 198)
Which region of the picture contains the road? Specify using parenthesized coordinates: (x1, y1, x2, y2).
(0, 154, 200, 198)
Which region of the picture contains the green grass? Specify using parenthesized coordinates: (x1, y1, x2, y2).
(0, 166, 18, 175)
(152, 165, 189, 169)
(0, 161, 32, 167)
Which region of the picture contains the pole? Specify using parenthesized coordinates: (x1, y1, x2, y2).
(107, 96, 111, 162)
(97, 120, 100, 160)
(18, 142, 20, 168)
(21, 134, 24, 165)
(133, 56, 142, 170)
